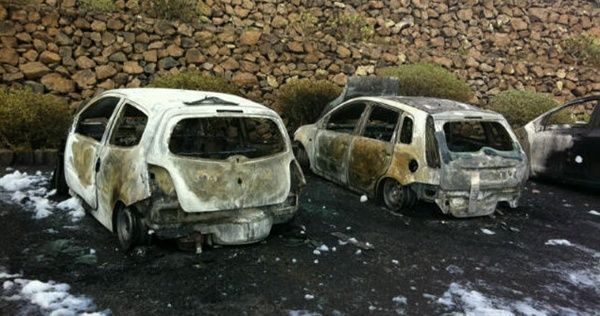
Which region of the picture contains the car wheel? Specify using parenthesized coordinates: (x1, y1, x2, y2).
(294, 143, 310, 171)
(382, 178, 416, 213)
(116, 205, 149, 250)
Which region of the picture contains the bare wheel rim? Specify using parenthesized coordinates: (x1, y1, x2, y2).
(383, 180, 404, 210)
(117, 207, 134, 246)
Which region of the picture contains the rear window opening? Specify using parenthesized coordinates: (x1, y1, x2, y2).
(443, 121, 513, 152)
(169, 117, 285, 160)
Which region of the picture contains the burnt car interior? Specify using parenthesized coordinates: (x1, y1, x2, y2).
(326, 103, 366, 133)
(169, 117, 285, 159)
(75, 96, 120, 141)
(444, 121, 513, 152)
(362, 106, 399, 142)
(110, 104, 148, 147)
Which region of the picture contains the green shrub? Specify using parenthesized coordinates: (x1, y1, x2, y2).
(377, 64, 474, 103)
(77, 0, 118, 12)
(0, 88, 71, 150)
(275, 79, 341, 132)
(487, 90, 559, 128)
(149, 0, 202, 23)
(149, 71, 239, 94)
(327, 13, 375, 43)
(564, 33, 600, 68)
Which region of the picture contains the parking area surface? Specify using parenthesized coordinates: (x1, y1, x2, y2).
(0, 168, 598, 315)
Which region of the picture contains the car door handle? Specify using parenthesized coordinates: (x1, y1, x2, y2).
(95, 159, 101, 172)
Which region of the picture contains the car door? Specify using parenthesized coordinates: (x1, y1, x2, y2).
(347, 104, 401, 193)
(314, 102, 368, 184)
(64, 96, 122, 209)
(531, 98, 598, 181)
(95, 102, 150, 230)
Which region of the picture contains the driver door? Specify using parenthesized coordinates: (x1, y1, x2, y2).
(64, 96, 122, 209)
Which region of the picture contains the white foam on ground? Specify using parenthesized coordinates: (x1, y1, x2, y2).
(56, 197, 86, 222)
(435, 282, 550, 316)
(545, 239, 573, 246)
(480, 228, 496, 235)
(0, 268, 108, 315)
(288, 310, 322, 316)
(589, 210, 600, 216)
(0, 170, 85, 221)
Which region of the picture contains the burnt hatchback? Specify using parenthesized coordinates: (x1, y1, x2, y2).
(60, 88, 304, 250)
(294, 96, 528, 217)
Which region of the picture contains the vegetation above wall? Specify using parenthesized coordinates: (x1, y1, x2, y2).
(377, 64, 475, 103)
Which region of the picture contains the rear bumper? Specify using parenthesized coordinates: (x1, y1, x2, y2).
(435, 187, 521, 217)
(146, 194, 298, 245)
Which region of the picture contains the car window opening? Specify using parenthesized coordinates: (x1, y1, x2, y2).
(326, 103, 366, 133)
(75, 96, 121, 141)
(443, 121, 513, 152)
(110, 104, 148, 147)
(169, 117, 285, 159)
(362, 106, 400, 142)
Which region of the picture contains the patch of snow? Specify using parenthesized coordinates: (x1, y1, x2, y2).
(0, 273, 108, 315)
(56, 197, 86, 222)
(0, 171, 43, 191)
(288, 310, 322, 316)
(318, 244, 329, 252)
(545, 239, 572, 246)
(480, 228, 495, 235)
(392, 295, 407, 305)
(360, 195, 368, 203)
(589, 210, 600, 216)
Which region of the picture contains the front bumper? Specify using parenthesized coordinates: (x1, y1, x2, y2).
(146, 194, 298, 245)
(435, 187, 521, 217)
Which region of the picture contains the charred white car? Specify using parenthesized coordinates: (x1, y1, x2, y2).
(294, 96, 527, 217)
(60, 88, 304, 250)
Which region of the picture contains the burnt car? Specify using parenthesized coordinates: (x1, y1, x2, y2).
(521, 95, 600, 187)
(294, 96, 528, 217)
(60, 88, 304, 250)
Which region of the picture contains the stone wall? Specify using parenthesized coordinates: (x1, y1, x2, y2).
(0, 0, 599, 109)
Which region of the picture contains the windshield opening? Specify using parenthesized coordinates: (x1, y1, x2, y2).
(443, 121, 513, 153)
(169, 117, 285, 159)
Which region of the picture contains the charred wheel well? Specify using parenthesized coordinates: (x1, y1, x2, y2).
(111, 201, 126, 232)
(376, 176, 414, 201)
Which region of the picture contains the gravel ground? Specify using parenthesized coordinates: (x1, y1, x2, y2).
(0, 168, 598, 315)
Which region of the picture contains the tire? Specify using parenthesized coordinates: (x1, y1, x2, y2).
(294, 143, 310, 171)
(381, 178, 417, 213)
(115, 205, 149, 250)
(51, 142, 69, 196)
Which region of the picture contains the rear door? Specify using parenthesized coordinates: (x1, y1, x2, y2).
(64, 96, 122, 209)
(314, 102, 368, 184)
(164, 115, 292, 212)
(347, 104, 400, 192)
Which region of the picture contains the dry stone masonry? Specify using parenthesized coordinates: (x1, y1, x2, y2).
(0, 0, 599, 109)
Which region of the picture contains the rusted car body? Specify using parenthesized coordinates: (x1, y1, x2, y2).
(62, 88, 304, 249)
(521, 95, 600, 188)
(294, 96, 528, 217)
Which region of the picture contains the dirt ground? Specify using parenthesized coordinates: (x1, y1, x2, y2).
(0, 168, 599, 315)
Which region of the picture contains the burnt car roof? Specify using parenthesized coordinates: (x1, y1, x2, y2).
(381, 96, 487, 114)
(100, 88, 270, 115)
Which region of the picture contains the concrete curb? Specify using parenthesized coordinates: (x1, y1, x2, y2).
(0, 149, 58, 166)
